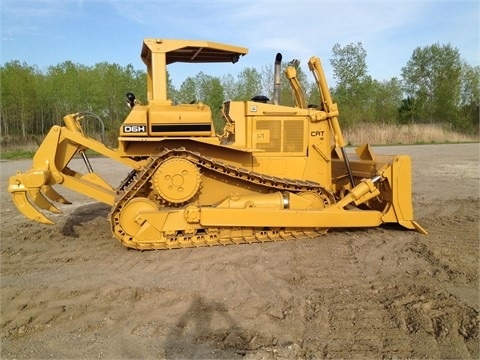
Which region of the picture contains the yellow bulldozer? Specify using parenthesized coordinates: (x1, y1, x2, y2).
(8, 38, 426, 250)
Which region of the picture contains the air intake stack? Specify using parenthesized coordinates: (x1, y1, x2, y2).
(273, 53, 282, 105)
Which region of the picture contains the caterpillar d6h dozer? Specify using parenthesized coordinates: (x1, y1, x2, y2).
(8, 38, 426, 250)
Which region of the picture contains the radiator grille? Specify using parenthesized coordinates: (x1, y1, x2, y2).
(256, 120, 281, 152)
(255, 119, 304, 153)
(284, 120, 304, 152)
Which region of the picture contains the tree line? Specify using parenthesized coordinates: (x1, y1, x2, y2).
(1, 42, 478, 146)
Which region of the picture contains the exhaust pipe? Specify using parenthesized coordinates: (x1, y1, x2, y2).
(273, 53, 282, 105)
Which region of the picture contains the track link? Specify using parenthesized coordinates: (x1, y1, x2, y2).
(109, 148, 333, 250)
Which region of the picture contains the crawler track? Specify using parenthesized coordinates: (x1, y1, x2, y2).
(109, 148, 334, 250)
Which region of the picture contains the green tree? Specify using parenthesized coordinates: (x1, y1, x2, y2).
(231, 67, 263, 101)
(0, 60, 148, 145)
(33, 66, 51, 134)
(176, 72, 225, 132)
(401, 43, 463, 125)
(221, 74, 236, 101)
(166, 70, 177, 103)
(330, 42, 372, 126)
(459, 63, 480, 131)
(95, 62, 147, 144)
(331, 42, 368, 90)
(306, 79, 321, 108)
(43, 61, 94, 130)
(398, 96, 416, 124)
(260, 64, 274, 100)
(370, 78, 403, 123)
(176, 77, 197, 104)
(195, 73, 225, 132)
(0, 61, 39, 137)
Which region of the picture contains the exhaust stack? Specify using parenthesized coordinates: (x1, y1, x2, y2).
(273, 53, 282, 105)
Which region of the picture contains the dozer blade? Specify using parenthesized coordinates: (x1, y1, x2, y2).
(41, 185, 72, 204)
(386, 154, 427, 234)
(11, 191, 54, 225)
(333, 149, 426, 234)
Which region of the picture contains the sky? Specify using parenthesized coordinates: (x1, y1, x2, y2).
(1, 0, 479, 89)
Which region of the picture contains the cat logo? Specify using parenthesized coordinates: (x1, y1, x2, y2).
(310, 130, 325, 137)
(123, 125, 146, 133)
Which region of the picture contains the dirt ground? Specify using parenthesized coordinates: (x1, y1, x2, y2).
(1, 143, 479, 359)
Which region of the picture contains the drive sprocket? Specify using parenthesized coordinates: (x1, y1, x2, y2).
(151, 157, 201, 204)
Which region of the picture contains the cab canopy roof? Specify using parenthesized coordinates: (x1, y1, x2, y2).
(141, 38, 248, 65)
(141, 38, 248, 102)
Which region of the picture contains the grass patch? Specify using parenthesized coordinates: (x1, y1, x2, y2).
(343, 123, 478, 146)
(0, 143, 106, 160)
(0, 150, 36, 160)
